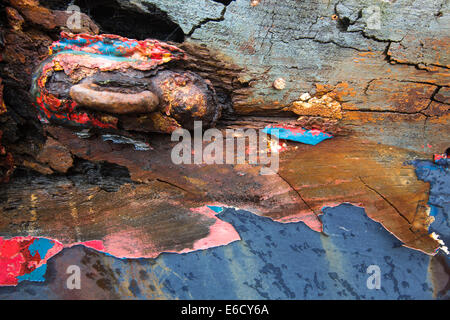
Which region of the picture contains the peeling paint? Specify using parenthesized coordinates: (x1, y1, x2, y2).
(3, 204, 443, 299)
(0, 205, 241, 286)
(0, 237, 63, 286)
(30, 32, 186, 130)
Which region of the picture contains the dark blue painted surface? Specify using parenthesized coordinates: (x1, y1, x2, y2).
(118, 204, 433, 299)
(413, 160, 449, 262)
(1, 203, 440, 299)
(413, 160, 450, 245)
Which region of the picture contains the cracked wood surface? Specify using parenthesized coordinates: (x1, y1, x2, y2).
(0, 0, 447, 259)
(1, 0, 448, 154)
(133, 0, 449, 153)
(0, 125, 439, 255)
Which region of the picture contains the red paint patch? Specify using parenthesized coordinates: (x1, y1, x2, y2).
(0, 237, 110, 286)
(0, 237, 63, 286)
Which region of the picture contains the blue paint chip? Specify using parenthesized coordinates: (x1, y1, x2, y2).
(429, 205, 439, 217)
(17, 264, 47, 283)
(53, 37, 139, 57)
(207, 206, 224, 213)
(262, 127, 332, 145)
(28, 238, 54, 259)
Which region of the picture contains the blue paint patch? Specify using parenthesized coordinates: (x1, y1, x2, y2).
(17, 264, 47, 283)
(413, 160, 450, 254)
(262, 127, 332, 145)
(52, 50, 141, 63)
(28, 238, 54, 259)
(52, 37, 139, 57)
(207, 206, 224, 213)
(430, 205, 439, 217)
(413, 160, 450, 209)
(412, 160, 449, 299)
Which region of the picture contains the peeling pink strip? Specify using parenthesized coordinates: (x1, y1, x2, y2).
(184, 206, 241, 252)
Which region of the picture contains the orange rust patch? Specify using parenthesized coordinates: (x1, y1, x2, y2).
(315, 82, 357, 102)
(388, 36, 450, 69)
(363, 80, 436, 113)
(289, 94, 343, 120)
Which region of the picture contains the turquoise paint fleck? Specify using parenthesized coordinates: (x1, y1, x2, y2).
(207, 206, 224, 213)
(262, 127, 332, 145)
(28, 238, 54, 259)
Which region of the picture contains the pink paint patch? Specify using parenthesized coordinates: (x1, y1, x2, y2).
(184, 207, 241, 252)
(434, 153, 448, 162)
(99, 207, 241, 259)
(100, 227, 159, 259)
(308, 129, 323, 136)
(68, 240, 106, 252)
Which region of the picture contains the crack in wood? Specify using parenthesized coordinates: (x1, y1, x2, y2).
(275, 171, 317, 217)
(359, 176, 411, 224)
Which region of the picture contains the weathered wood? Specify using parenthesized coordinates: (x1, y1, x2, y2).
(0, 0, 447, 258)
(110, 0, 449, 153)
(0, 124, 439, 254)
